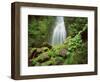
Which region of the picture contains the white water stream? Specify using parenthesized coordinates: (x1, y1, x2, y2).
(51, 17, 67, 46)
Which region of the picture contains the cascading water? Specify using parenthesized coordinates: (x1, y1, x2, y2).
(51, 16, 67, 46)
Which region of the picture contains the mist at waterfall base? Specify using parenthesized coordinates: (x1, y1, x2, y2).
(51, 16, 67, 46)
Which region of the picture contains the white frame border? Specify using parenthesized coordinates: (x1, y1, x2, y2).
(20, 6, 95, 76)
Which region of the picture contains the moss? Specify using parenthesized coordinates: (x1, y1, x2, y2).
(35, 52, 50, 63)
(30, 48, 37, 53)
(41, 61, 54, 66)
(41, 57, 56, 66)
(48, 50, 55, 57)
(42, 47, 49, 52)
(31, 60, 37, 66)
(55, 57, 64, 65)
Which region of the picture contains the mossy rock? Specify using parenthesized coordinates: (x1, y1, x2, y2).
(48, 50, 56, 57)
(40, 42, 52, 49)
(41, 61, 54, 66)
(59, 49, 67, 57)
(55, 57, 64, 65)
(30, 48, 37, 53)
(35, 62, 41, 66)
(42, 47, 49, 52)
(41, 57, 64, 66)
(37, 48, 43, 54)
(29, 48, 37, 59)
(41, 57, 56, 66)
(29, 47, 49, 59)
(35, 52, 50, 63)
(31, 60, 37, 66)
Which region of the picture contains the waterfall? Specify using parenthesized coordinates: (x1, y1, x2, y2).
(51, 16, 67, 46)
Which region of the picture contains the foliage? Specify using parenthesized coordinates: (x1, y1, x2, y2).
(28, 15, 56, 48)
(64, 17, 87, 37)
(64, 34, 87, 64)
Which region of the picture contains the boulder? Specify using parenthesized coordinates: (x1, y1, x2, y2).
(36, 52, 50, 63)
(29, 47, 49, 60)
(40, 42, 52, 49)
(59, 49, 67, 57)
